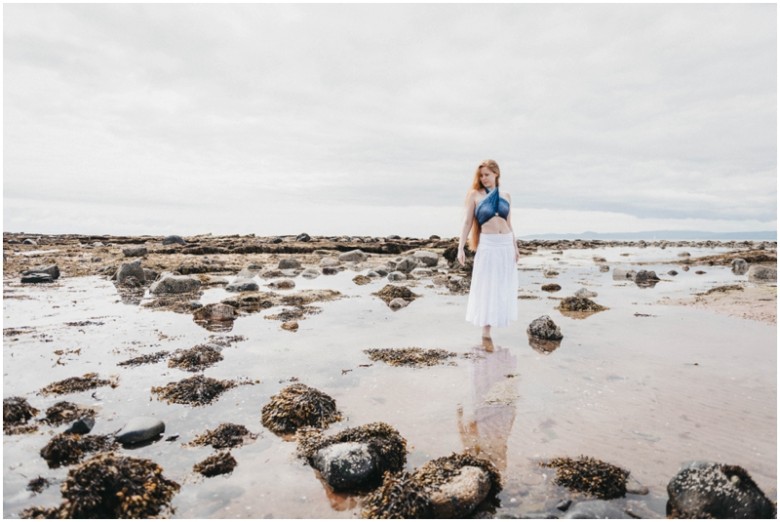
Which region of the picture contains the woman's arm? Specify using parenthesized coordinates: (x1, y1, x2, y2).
(457, 191, 477, 266)
(504, 192, 520, 262)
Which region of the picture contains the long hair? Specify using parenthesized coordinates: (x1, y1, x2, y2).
(467, 159, 501, 252)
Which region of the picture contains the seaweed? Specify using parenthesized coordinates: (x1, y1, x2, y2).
(541, 455, 629, 500)
(39, 373, 117, 396)
(40, 433, 118, 468)
(3, 396, 39, 434)
(261, 383, 342, 435)
(364, 347, 457, 368)
(189, 423, 257, 449)
(42, 401, 96, 426)
(374, 285, 420, 304)
(193, 451, 237, 477)
(151, 375, 243, 406)
(117, 351, 170, 367)
(26, 476, 50, 494)
(167, 344, 223, 372)
(362, 471, 434, 519)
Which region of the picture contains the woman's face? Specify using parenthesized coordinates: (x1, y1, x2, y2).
(479, 166, 498, 189)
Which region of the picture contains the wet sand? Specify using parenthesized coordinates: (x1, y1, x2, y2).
(3, 235, 776, 518)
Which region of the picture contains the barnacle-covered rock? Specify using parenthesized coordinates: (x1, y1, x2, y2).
(21, 453, 180, 518)
(298, 422, 407, 490)
(542, 455, 628, 500)
(261, 383, 342, 436)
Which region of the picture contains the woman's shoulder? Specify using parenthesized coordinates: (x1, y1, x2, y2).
(500, 190, 511, 200)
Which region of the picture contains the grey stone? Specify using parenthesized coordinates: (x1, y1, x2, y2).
(115, 417, 165, 445)
(323, 267, 339, 275)
(143, 268, 158, 282)
(21, 273, 54, 284)
(412, 250, 439, 267)
(387, 271, 406, 282)
(634, 270, 660, 285)
(668, 270, 678, 276)
(731, 258, 748, 275)
(395, 256, 419, 274)
(115, 260, 146, 284)
(388, 298, 409, 310)
(320, 257, 340, 268)
(338, 250, 367, 263)
(563, 500, 626, 519)
(366, 270, 380, 278)
(667, 462, 776, 518)
(23, 264, 60, 280)
(429, 466, 491, 518)
(625, 475, 649, 495)
(162, 235, 186, 245)
(574, 288, 598, 299)
(64, 417, 95, 435)
(599, 265, 610, 272)
(22, 238, 37, 246)
(747, 265, 776, 283)
(301, 267, 321, 279)
(527, 315, 563, 340)
(375, 268, 389, 277)
(226, 278, 259, 292)
(150, 274, 201, 294)
(410, 267, 433, 278)
(193, 303, 235, 322)
(296, 233, 312, 242)
(311, 442, 378, 490)
(278, 258, 301, 269)
(123, 246, 148, 257)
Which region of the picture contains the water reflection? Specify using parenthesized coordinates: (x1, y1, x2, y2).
(457, 345, 518, 470)
(527, 336, 562, 354)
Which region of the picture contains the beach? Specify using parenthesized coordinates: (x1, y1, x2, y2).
(3, 233, 776, 518)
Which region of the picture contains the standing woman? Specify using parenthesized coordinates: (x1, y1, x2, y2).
(457, 160, 520, 344)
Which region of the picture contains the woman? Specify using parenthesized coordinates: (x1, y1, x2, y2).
(457, 159, 520, 345)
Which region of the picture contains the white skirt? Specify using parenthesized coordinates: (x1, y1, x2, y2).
(465, 233, 519, 328)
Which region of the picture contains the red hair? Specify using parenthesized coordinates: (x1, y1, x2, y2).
(467, 160, 501, 251)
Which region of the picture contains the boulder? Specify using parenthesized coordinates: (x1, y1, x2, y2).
(23, 264, 60, 280)
(387, 271, 406, 281)
(429, 466, 491, 518)
(150, 274, 201, 295)
(64, 417, 95, 435)
(115, 260, 145, 284)
(395, 256, 420, 274)
(225, 278, 259, 292)
(412, 250, 439, 267)
(122, 246, 148, 257)
(21, 273, 54, 284)
(301, 268, 321, 279)
(115, 417, 165, 445)
(322, 267, 339, 276)
(731, 258, 748, 275)
(667, 462, 776, 518)
(296, 233, 312, 242)
(162, 235, 186, 245)
(527, 315, 563, 340)
(278, 258, 301, 269)
(634, 270, 660, 286)
(563, 500, 627, 519)
(312, 442, 378, 490)
(747, 265, 776, 283)
(339, 250, 367, 263)
(319, 257, 340, 267)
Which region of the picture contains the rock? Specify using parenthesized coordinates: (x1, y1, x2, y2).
(115, 260, 146, 284)
(353, 275, 372, 285)
(115, 417, 165, 445)
(150, 274, 201, 294)
(599, 265, 610, 272)
(278, 258, 301, 269)
(429, 235, 440, 240)
(64, 417, 95, 435)
(410, 268, 433, 278)
(281, 321, 299, 332)
(563, 500, 627, 519)
(226, 278, 259, 292)
(301, 268, 321, 279)
(634, 270, 660, 286)
(162, 235, 186, 245)
(574, 288, 598, 299)
(429, 466, 492, 518)
(389, 298, 409, 310)
(194, 303, 235, 321)
(678, 252, 691, 257)
(386, 235, 401, 240)
(731, 258, 749, 275)
(322, 267, 339, 276)
(375, 268, 389, 277)
(143, 268, 158, 282)
(387, 271, 406, 281)
(319, 257, 340, 267)
(23, 264, 60, 280)
(395, 256, 420, 274)
(366, 270, 380, 278)
(21, 273, 54, 284)
(527, 315, 563, 340)
(122, 246, 148, 257)
(268, 279, 296, 290)
(541, 283, 561, 292)
(236, 266, 261, 279)
(625, 475, 649, 495)
(412, 251, 439, 267)
(296, 233, 312, 242)
(312, 442, 378, 490)
(339, 250, 367, 263)
(544, 269, 559, 278)
(556, 499, 573, 511)
(747, 265, 776, 283)
(612, 268, 636, 280)
(261, 383, 342, 435)
(667, 462, 776, 518)
(557, 297, 607, 313)
(23, 238, 37, 246)
(668, 270, 678, 276)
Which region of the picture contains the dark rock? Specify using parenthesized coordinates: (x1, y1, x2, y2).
(268, 279, 296, 289)
(115, 260, 145, 284)
(527, 315, 563, 340)
(666, 462, 776, 518)
(542, 456, 628, 500)
(634, 270, 660, 287)
(21, 273, 54, 284)
(556, 499, 572, 511)
(322, 267, 339, 276)
(374, 284, 420, 305)
(64, 417, 95, 435)
(162, 235, 187, 245)
(312, 442, 378, 490)
(563, 500, 626, 518)
(278, 258, 302, 269)
(23, 264, 60, 280)
(541, 283, 561, 292)
(395, 256, 420, 274)
(296, 233, 312, 242)
(731, 258, 748, 275)
(668, 270, 678, 276)
(122, 246, 148, 257)
(115, 417, 165, 444)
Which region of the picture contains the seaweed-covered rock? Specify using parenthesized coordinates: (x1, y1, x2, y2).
(362, 471, 434, 519)
(541, 283, 561, 292)
(193, 451, 237, 477)
(364, 347, 457, 367)
(192, 303, 236, 332)
(666, 462, 776, 519)
(168, 344, 223, 372)
(21, 453, 180, 518)
(151, 375, 241, 406)
(299, 422, 407, 491)
(557, 297, 607, 315)
(542, 456, 628, 500)
(40, 433, 117, 468)
(42, 401, 96, 427)
(190, 423, 256, 449)
(261, 383, 342, 435)
(527, 315, 563, 341)
(26, 476, 50, 494)
(39, 373, 116, 396)
(634, 270, 660, 287)
(374, 285, 420, 305)
(4, 396, 39, 433)
(115, 417, 165, 445)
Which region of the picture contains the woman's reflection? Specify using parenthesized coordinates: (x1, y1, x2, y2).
(457, 344, 518, 471)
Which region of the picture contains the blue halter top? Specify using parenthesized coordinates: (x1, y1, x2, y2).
(475, 187, 510, 226)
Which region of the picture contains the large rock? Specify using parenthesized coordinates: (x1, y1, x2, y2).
(193, 303, 235, 322)
(150, 274, 201, 294)
(319, 257, 340, 267)
(162, 235, 186, 245)
(115, 417, 165, 445)
(278, 258, 301, 269)
(731, 258, 748, 275)
(312, 442, 378, 490)
(339, 250, 367, 263)
(634, 270, 660, 287)
(395, 256, 420, 274)
(115, 260, 145, 284)
(667, 462, 776, 518)
(412, 250, 439, 267)
(574, 288, 597, 299)
(527, 315, 563, 340)
(123, 246, 148, 257)
(23, 264, 60, 280)
(225, 278, 259, 292)
(429, 466, 492, 518)
(563, 500, 627, 519)
(747, 265, 776, 283)
(387, 271, 406, 282)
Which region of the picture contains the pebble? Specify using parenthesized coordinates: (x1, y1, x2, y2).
(115, 417, 165, 445)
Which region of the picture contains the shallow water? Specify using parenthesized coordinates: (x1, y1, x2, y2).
(3, 246, 776, 518)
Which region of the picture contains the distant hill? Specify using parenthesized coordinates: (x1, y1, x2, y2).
(518, 230, 777, 241)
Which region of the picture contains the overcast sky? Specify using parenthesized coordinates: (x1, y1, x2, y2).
(4, 4, 777, 237)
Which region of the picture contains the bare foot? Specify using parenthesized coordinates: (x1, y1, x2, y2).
(482, 336, 494, 352)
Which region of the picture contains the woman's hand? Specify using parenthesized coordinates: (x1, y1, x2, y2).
(515, 250, 520, 264)
(457, 246, 466, 266)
